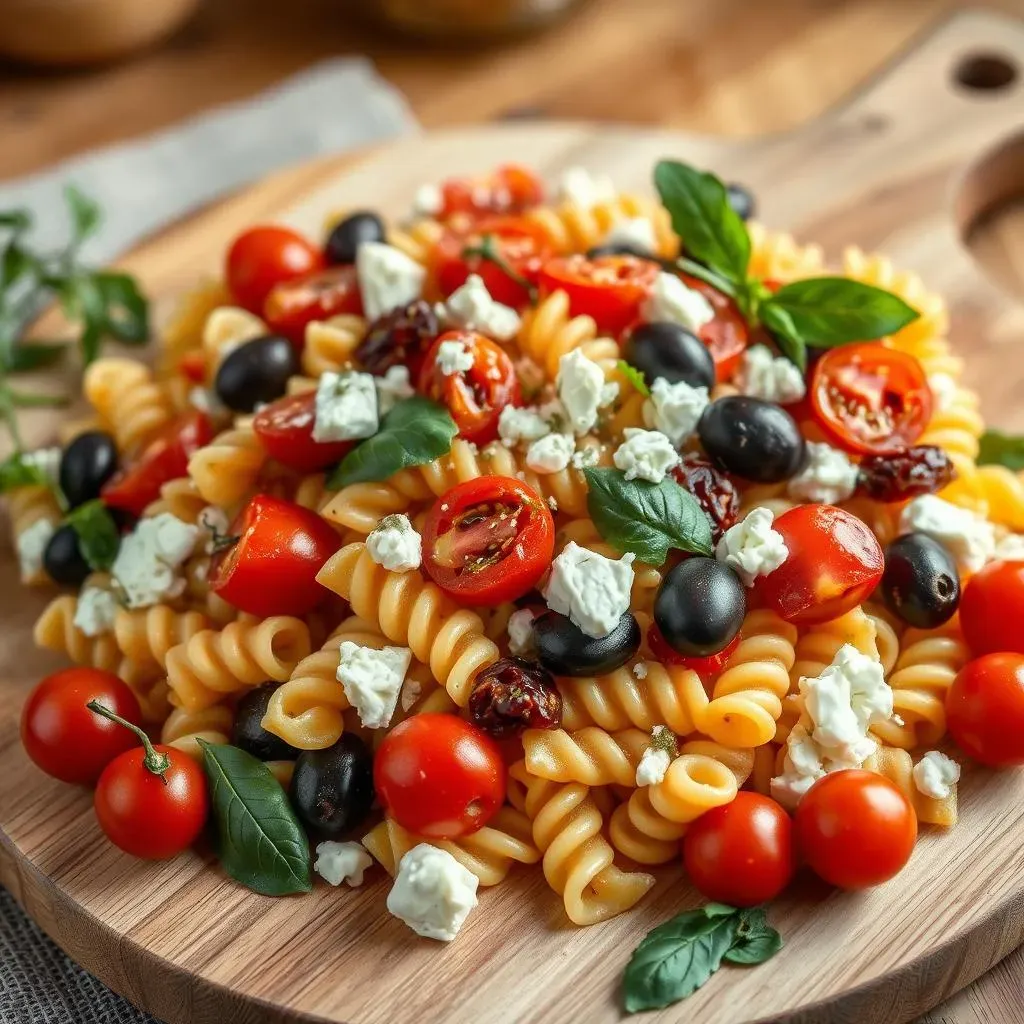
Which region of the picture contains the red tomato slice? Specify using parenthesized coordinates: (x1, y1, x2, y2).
(679, 273, 750, 382)
(439, 165, 545, 219)
(421, 476, 555, 607)
(178, 350, 208, 384)
(538, 254, 659, 337)
(252, 391, 352, 473)
(264, 265, 363, 347)
(647, 624, 740, 681)
(101, 411, 213, 517)
(418, 330, 520, 445)
(810, 343, 932, 454)
(210, 494, 341, 617)
(226, 225, 324, 314)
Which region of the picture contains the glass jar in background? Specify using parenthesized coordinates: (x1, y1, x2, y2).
(351, 0, 591, 40)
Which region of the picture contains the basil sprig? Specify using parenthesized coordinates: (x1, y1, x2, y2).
(199, 741, 312, 897)
(978, 429, 1024, 471)
(623, 903, 782, 1013)
(327, 395, 458, 488)
(584, 467, 713, 565)
(0, 451, 54, 494)
(616, 360, 650, 397)
(65, 499, 120, 572)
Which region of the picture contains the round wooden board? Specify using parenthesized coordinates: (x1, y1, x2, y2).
(3, 11, 1024, 1024)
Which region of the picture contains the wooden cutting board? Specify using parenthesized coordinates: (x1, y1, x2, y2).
(2, 11, 1024, 1024)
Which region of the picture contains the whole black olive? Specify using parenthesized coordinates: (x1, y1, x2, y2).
(232, 684, 301, 762)
(289, 734, 375, 838)
(43, 525, 91, 586)
(698, 396, 806, 483)
(623, 322, 716, 391)
(653, 557, 746, 657)
(533, 611, 641, 677)
(727, 183, 756, 221)
(881, 533, 961, 629)
(59, 431, 118, 508)
(214, 335, 300, 413)
(325, 211, 386, 265)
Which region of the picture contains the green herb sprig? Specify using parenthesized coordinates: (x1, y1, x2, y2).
(978, 429, 1024, 471)
(461, 234, 538, 303)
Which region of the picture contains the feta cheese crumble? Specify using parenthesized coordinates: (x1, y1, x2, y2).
(507, 608, 537, 658)
(913, 751, 961, 801)
(443, 274, 521, 342)
(558, 167, 617, 210)
(366, 514, 422, 573)
(556, 349, 617, 435)
(314, 841, 373, 887)
(498, 405, 552, 447)
(613, 427, 680, 483)
(336, 641, 412, 730)
(22, 447, 61, 486)
(436, 337, 475, 376)
(544, 541, 635, 639)
(641, 273, 715, 332)
(633, 662, 649, 680)
(356, 242, 426, 321)
(899, 495, 996, 574)
(188, 387, 227, 418)
(112, 513, 199, 609)
(413, 183, 444, 217)
(716, 507, 789, 586)
(735, 344, 807, 404)
(787, 442, 859, 505)
(313, 371, 379, 442)
(995, 533, 1024, 562)
(199, 507, 231, 554)
(376, 365, 415, 416)
(526, 433, 576, 474)
(642, 377, 709, 447)
(928, 373, 958, 412)
(73, 587, 119, 637)
(387, 844, 479, 942)
(604, 217, 657, 254)
(17, 519, 55, 581)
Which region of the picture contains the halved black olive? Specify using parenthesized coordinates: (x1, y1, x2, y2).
(533, 610, 641, 677)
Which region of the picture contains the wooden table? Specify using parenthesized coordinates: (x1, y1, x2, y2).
(1, 2, 1023, 1022)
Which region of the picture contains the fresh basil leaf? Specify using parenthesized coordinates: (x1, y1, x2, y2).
(617, 360, 650, 397)
(1, 243, 39, 291)
(654, 160, 751, 288)
(93, 271, 149, 344)
(759, 304, 807, 372)
(978, 430, 1024, 472)
(584, 467, 713, 564)
(623, 905, 741, 1012)
(64, 185, 101, 244)
(765, 277, 919, 347)
(65, 499, 120, 571)
(0, 210, 32, 234)
(59, 276, 108, 365)
(4, 342, 67, 373)
(328, 395, 458, 488)
(0, 452, 51, 493)
(723, 907, 783, 965)
(199, 741, 312, 897)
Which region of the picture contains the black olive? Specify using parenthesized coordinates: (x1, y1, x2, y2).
(214, 335, 300, 413)
(59, 431, 118, 508)
(585, 243, 661, 263)
(623, 322, 716, 391)
(726, 183, 756, 221)
(654, 557, 746, 657)
(533, 611, 641, 677)
(43, 525, 91, 586)
(325, 211, 386, 265)
(232, 684, 301, 762)
(698, 396, 806, 483)
(289, 734, 375, 838)
(881, 533, 961, 629)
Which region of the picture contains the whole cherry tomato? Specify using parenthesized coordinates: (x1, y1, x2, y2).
(252, 391, 352, 473)
(421, 477, 555, 606)
(210, 494, 340, 617)
(959, 560, 1024, 657)
(418, 330, 521, 445)
(21, 669, 142, 784)
(101, 410, 213, 517)
(647, 625, 740, 682)
(683, 792, 796, 906)
(374, 713, 505, 839)
(437, 165, 545, 219)
(757, 504, 884, 625)
(810, 343, 932, 455)
(946, 653, 1024, 767)
(264, 265, 363, 346)
(796, 770, 917, 889)
(679, 273, 750, 382)
(538, 254, 659, 337)
(226, 226, 324, 314)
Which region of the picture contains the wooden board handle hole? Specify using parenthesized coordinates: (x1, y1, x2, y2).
(953, 52, 1020, 93)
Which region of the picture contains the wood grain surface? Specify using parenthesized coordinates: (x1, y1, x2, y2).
(2, 7, 1024, 1024)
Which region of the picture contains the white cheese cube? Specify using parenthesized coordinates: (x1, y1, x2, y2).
(995, 533, 1024, 562)
(313, 371, 379, 442)
(612, 427, 680, 483)
(899, 495, 996, 574)
(556, 349, 617, 435)
(413, 183, 444, 217)
(642, 273, 715, 332)
(498, 405, 552, 447)
(642, 377, 709, 447)
(336, 641, 412, 730)
(526, 433, 576, 474)
(314, 841, 373, 887)
(73, 587, 119, 637)
(366, 514, 422, 573)
(507, 608, 537, 658)
(735, 344, 806, 404)
(604, 217, 657, 254)
(557, 166, 617, 210)
(716, 506, 789, 586)
(376, 366, 415, 417)
(387, 844, 479, 942)
(544, 541, 635, 639)
(436, 338, 475, 376)
(112, 513, 199, 609)
(17, 518, 55, 581)
(356, 242, 426, 321)
(913, 751, 960, 801)
(787, 442, 859, 505)
(444, 274, 521, 342)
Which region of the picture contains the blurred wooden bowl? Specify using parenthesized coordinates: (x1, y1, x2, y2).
(0, 0, 201, 66)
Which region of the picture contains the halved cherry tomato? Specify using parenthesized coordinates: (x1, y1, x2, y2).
(226, 226, 324, 314)
(679, 273, 750, 382)
(374, 713, 505, 839)
(178, 350, 208, 384)
(946, 653, 1024, 767)
(810, 343, 932, 455)
(418, 330, 521, 445)
(432, 215, 551, 308)
(101, 410, 213, 517)
(538, 254, 659, 337)
(756, 504, 884, 625)
(683, 792, 796, 906)
(438, 165, 545, 219)
(959, 560, 1024, 657)
(647, 624, 740, 682)
(796, 770, 917, 889)
(210, 494, 340, 617)
(421, 477, 555, 606)
(252, 391, 352, 474)
(264, 265, 363, 346)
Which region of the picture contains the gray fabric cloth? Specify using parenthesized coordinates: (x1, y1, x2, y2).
(0, 56, 416, 1022)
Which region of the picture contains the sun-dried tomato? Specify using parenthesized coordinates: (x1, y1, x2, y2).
(353, 299, 439, 377)
(469, 658, 562, 738)
(856, 446, 956, 503)
(671, 453, 740, 543)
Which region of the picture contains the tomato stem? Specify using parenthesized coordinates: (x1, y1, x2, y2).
(85, 699, 170, 782)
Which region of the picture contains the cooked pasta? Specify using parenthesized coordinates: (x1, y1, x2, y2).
(516, 290, 620, 379)
(522, 726, 650, 786)
(202, 306, 267, 374)
(113, 605, 211, 671)
(161, 705, 234, 761)
(34, 595, 128, 677)
(83, 358, 174, 455)
(525, 195, 677, 257)
(187, 424, 267, 507)
(8, 484, 62, 585)
(301, 315, 367, 376)
(158, 279, 232, 378)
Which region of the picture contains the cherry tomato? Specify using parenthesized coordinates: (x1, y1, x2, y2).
(538, 254, 659, 337)
(796, 770, 917, 889)
(417, 330, 521, 445)
(959, 561, 1024, 657)
(101, 410, 213, 517)
(757, 504, 884, 625)
(210, 494, 340, 617)
(438, 165, 545, 218)
(647, 625, 740, 682)
(432, 215, 551, 308)
(264, 265, 363, 346)
(810, 343, 932, 455)
(946, 653, 1024, 767)
(178, 350, 208, 384)
(226, 226, 324, 314)
(421, 476, 555, 606)
(683, 792, 796, 906)
(21, 669, 142, 784)
(374, 713, 505, 839)
(679, 273, 750, 382)
(252, 391, 352, 474)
